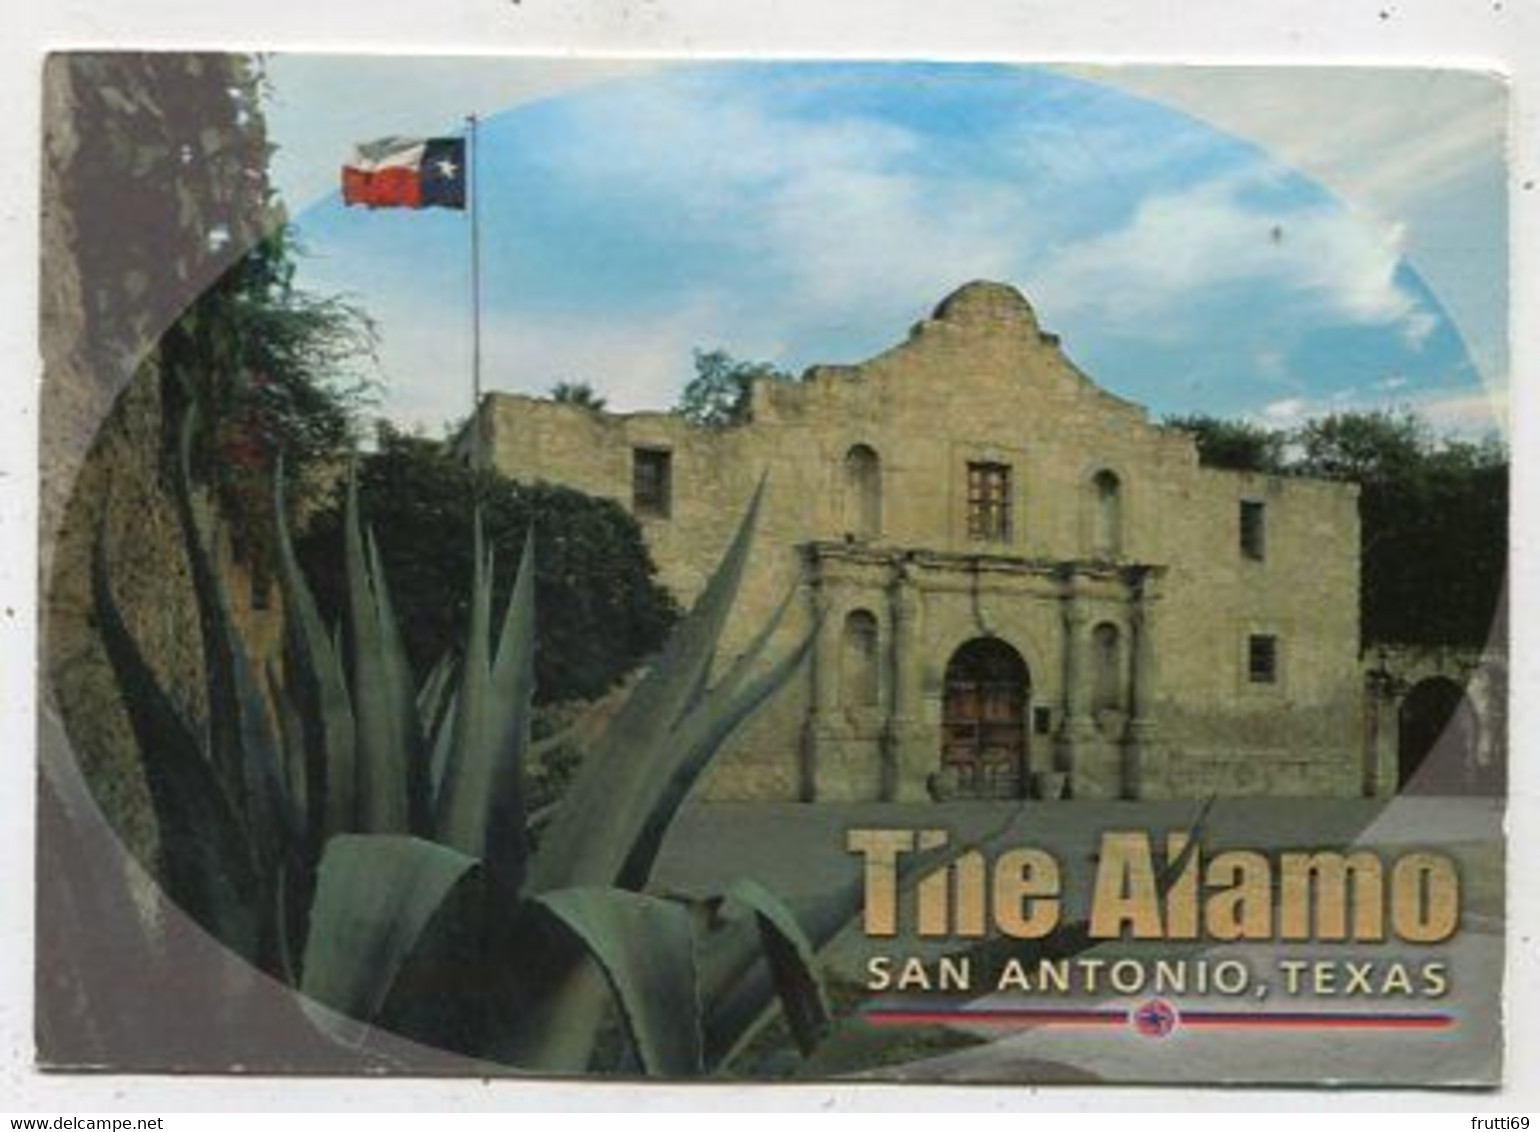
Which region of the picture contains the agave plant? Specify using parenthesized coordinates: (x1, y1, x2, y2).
(89, 405, 830, 1075)
(86, 405, 1220, 1078)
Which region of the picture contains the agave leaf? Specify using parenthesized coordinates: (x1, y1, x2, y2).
(299, 834, 479, 1044)
(483, 947, 611, 1074)
(619, 478, 765, 738)
(528, 482, 775, 893)
(265, 657, 308, 834)
(615, 602, 815, 890)
(174, 408, 294, 866)
(508, 486, 792, 1073)
(272, 863, 299, 989)
(343, 471, 410, 833)
(90, 532, 260, 960)
(274, 458, 357, 838)
(436, 526, 535, 939)
(415, 651, 455, 745)
(169, 406, 241, 795)
(531, 886, 702, 1076)
(482, 534, 535, 902)
(669, 547, 795, 734)
(225, 633, 300, 871)
(690, 898, 800, 1072)
(700, 821, 1044, 1074)
(434, 515, 491, 844)
(427, 689, 457, 801)
(715, 879, 830, 1061)
(366, 529, 430, 834)
(704, 579, 798, 707)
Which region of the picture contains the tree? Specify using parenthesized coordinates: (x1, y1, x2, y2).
(164, 226, 377, 588)
(1164, 414, 1287, 473)
(296, 429, 679, 703)
(550, 380, 606, 410)
(675, 348, 791, 428)
(1170, 405, 1505, 647)
(58, 53, 374, 545)
(1293, 408, 1429, 483)
(1292, 410, 1506, 648)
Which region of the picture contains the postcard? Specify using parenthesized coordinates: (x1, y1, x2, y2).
(36, 53, 1508, 1086)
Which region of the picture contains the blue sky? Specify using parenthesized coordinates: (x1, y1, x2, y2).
(270, 60, 1505, 437)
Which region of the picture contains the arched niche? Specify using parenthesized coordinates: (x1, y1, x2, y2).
(841, 608, 881, 708)
(843, 444, 882, 540)
(1090, 469, 1122, 558)
(1092, 621, 1122, 713)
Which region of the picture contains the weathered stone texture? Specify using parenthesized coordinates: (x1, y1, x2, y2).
(40, 55, 285, 862)
(476, 281, 1365, 801)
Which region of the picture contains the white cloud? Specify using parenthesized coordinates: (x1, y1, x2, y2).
(1029, 170, 1436, 346)
(1059, 65, 1506, 382)
(754, 166, 1028, 320)
(363, 287, 738, 428)
(1416, 387, 1509, 438)
(265, 56, 661, 210)
(480, 298, 736, 414)
(1261, 397, 1308, 426)
(557, 73, 1041, 329)
(1064, 67, 1504, 227)
(1253, 382, 1507, 439)
(285, 63, 1506, 431)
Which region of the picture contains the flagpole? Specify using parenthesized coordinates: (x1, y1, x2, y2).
(467, 113, 484, 462)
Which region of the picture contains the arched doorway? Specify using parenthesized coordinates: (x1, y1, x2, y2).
(1398, 676, 1480, 793)
(941, 637, 1029, 799)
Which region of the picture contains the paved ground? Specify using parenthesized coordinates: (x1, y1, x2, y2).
(655, 795, 1505, 1087)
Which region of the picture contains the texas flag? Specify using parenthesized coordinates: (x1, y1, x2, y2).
(341, 136, 467, 210)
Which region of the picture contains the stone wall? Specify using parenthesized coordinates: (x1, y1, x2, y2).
(478, 281, 1365, 801)
(40, 54, 285, 864)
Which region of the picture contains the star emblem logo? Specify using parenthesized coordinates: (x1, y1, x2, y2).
(1132, 999, 1179, 1038)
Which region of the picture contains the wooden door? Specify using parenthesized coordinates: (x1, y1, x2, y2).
(942, 638, 1028, 798)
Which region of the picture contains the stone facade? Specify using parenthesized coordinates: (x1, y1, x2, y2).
(1364, 644, 1506, 796)
(469, 281, 1367, 801)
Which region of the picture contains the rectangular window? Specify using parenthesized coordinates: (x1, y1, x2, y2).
(632, 447, 672, 518)
(967, 462, 1013, 542)
(1240, 500, 1266, 560)
(1248, 634, 1279, 684)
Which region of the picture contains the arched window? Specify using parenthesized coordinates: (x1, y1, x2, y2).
(844, 445, 882, 539)
(1092, 622, 1122, 713)
(1091, 470, 1122, 558)
(841, 609, 881, 708)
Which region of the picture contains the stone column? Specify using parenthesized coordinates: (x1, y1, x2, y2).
(1361, 655, 1402, 798)
(801, 577, 840, 801)
(1363, 688, 1392, 798)
(1122, 572, 1161, 798)
(809, 581, 839, 720)
(1053, 577, 1095, 794)
(884, 565, 928, 801)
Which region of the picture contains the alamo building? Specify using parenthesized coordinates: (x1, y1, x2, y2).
(463, 280, 1462, 803)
